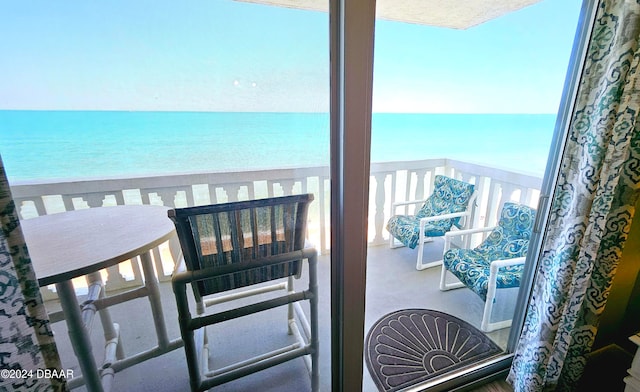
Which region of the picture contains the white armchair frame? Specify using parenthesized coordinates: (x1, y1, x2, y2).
(439, 226, 526, 332)
(389, 191, 478, 271)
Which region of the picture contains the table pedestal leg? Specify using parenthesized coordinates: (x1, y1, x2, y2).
(140, 251, 170, 348)
(56, 280, 103, 392)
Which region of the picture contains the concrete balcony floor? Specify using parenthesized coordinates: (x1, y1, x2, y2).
(46, 239, 513, 392)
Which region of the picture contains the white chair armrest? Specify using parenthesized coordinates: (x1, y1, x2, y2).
(442, 225, 496, 254)
(444, 225, 495, 238)
(392, 199, 427, 208)
(419, 210, 470, 226)
(391, 199, 428, 215)
(489, 256, 526, 273)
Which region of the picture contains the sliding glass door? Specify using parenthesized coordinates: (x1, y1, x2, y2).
(356, 0, 589, 391)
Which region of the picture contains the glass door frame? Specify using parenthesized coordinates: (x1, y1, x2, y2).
(329, 0, 376, 391)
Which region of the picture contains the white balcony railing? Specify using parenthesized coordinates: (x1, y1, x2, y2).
(10, 158, 542, 297)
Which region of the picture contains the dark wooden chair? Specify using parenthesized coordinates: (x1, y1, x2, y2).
(168, 194, 318, 391)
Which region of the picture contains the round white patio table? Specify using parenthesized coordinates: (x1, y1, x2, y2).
(22, 205, 181, 392)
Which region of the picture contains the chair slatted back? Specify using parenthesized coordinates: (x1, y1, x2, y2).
(169, 194, 313, 297)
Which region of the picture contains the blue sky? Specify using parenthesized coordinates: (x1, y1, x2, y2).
(0, 0, 582, 113)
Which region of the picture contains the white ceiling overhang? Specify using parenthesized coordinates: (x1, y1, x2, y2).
(235, 0, 543, 29)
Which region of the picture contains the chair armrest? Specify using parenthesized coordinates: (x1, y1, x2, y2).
(489, 256, 526, 273)
(444, 225, 495, 238)
(419, 210, 470, 226)
(486, 256, 527, 301)
(442, 225, 496, 254)
(391, 199, 428, 215)
(172, 248, 318, 285)
(392, 199, 427, 208)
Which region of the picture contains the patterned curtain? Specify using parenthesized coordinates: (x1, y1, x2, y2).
(508, 1, 640, 391)
(0, 156, 65, 391)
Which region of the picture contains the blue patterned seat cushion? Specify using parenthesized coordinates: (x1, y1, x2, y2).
(443, 202, 536, 301)
(386, 175, 475, 249)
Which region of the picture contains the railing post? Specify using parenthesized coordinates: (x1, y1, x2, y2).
(84, 193, 106, 208)
(29, 198, 46, 217)
(414, 169, 426, 203)
(207, 184, 219, 204)
(372, 173, 387, 244)
(61, 196, 75, 211)
(114, 192, 125, 205)
(225, 185, 242, 202)
(105, 265, 130, 293)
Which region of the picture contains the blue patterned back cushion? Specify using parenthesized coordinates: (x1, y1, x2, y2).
(442, 202, 537, 300)
(415, 175, 475, 231)
(475, 202, 537, 259)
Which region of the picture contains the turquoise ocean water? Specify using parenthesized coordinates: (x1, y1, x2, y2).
(0, 111, 556, 182)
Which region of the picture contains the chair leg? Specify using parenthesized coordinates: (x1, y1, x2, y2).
(415, 239, 441, 270)
(480, 291, 513, 332)
(308, 253, 320, 392)
(287, 276, 295, 335)
(194, 299, 210, 379)
(389, 235, 404, 249)
(439, 266, 465, 291)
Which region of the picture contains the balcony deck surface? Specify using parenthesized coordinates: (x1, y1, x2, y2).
(46, 239, 513, 392)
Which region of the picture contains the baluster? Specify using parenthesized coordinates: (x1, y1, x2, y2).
(129, 257, 144, 285)
(141, 192, 152, 205)
(84, 193, 106, 208)
(207, 185, 219, 204)
(279, 180, 295, 196)
(141, 190, 165, 206)
(156, 189, 181, 207)
(40, 286, 58, 302)
(402, 170, 410, 205)
(225, 185, 242, 202)
(458, 173, 476, 227)
(235, 184, 249, 201)
(415, 169, 426, 205)
(373, 173, 387, 244)
(485, 181, 502, 227)
(523, 187, 537, 207)
(246, 182, 256, 200)
(114, 192, 125, 206)
(168, 187, 194, 207)
(61, 196, 75, 211)
(267, 181, 282, 198)
(184, 186, 195, 207)
(472, 176, 488, 228)
(105, 265, 129, 292)
(500, 184, 517, 206)
(29, 198, 47, 217)
(389, 171, 397, 214)
(13, 199, 33, 219)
